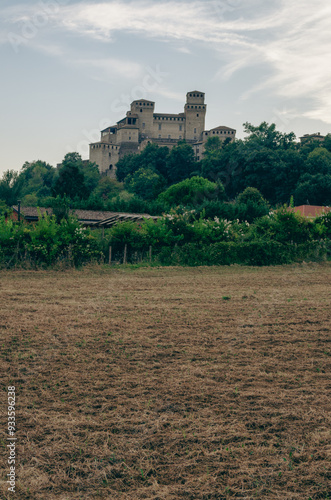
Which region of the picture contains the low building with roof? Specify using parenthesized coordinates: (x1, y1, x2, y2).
(89, 91, 236, 176)
(11, 206, 158, 227)
(299, 132, 325, 144)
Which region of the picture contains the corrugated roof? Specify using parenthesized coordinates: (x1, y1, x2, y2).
(12, 207, 152, 225)
(94, 212, 160, 227)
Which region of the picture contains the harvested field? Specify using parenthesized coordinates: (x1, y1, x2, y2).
(0, 263, 330, 499)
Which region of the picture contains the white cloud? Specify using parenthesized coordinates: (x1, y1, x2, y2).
(1, 0, 331, 124)
(72, 57, 144, 80)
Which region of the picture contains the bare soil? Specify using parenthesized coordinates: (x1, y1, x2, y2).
(0, 264, 330, 499)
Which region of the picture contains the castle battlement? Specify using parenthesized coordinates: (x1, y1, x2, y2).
(89, 91, 236, 177)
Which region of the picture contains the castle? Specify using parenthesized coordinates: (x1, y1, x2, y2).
(89, 91, 236, 177)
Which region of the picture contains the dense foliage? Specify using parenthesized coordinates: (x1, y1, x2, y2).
(1, 124, 330, 218)
(1, 207, 329, 268)
(0, 213, 102, 268)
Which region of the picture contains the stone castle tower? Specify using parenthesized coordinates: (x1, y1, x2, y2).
(89, 91, 235, 177)
(184, 91, 206, 141)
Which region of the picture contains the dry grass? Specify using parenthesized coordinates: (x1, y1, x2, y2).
(0, 263, 330, 499)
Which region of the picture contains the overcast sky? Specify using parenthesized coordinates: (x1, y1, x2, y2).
(1, 0, 331, 175)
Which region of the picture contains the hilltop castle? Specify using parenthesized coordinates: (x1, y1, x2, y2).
(89, 91, 236, 177)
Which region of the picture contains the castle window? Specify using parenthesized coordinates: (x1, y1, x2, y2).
(197, 114, 199, 117)
(159, 124, 161, 130)
(194, 128, 196, 133)
(197, 148, 199, 153)
(213, 131, 215, 134)
(179, 135, 182, 139)
(129, 137, 131, 140)
(168, 135, 171, 138)
(140, 109, 142, 113)
(197, 156, 200, 160)
(179, 125, 182, 131)
(158, 134, 161, 138)
(195, 106, 197, 109)
(142, 123, 145, 129)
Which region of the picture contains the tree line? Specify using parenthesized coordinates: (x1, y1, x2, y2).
(1, 122, 331, 222)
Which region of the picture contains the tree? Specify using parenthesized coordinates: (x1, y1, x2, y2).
(51, 195, 70, 223)
(18, 160, 56, 200)
(159, 176, 221, 207)
(201, 140, 244, 199)
(305, 147, 331, 176)
(324, 134, 331, 153)
(165, 141, 196, 184)
(52, 153, 88, 199)
(239, 146, 286, 204)
(116, 143, 169, 183)
(0, 199, 11, 217)
(0, 170, 23, 206)
(274, 149, 306, 204)
(92, 177, 123, 201)
(235, 187, 270, 222)
(81, 161, 100, 193)
(243, 122, 296, 150)
(294, 174, 331, 206)
(125, 168, 165, 200)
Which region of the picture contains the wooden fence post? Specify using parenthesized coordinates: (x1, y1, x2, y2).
(108, 246, 112, 265)
(123, 244, 127, 265)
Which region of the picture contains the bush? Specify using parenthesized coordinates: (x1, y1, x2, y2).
(0, 213, 102, 268)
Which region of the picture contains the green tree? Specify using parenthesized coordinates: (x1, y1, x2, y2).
(116, 143, 169, 183)
(0, 199, 11, 217)
(159, 176, 221, 207)
(52, 153, 88, 200)
(51, 195, 70, 223)
(0, 170, 23, 206)
(323, 134, 331, 153)
(92, 177, 123, 201)
(294, 174, 331, 206)
(125, 168, 165, 200)
(305, 147, 331, 176)
(18, 160, 56, 200)
(81, 161, 100, 193)
(165, 141, 196, 184)
(235, 187, 270, 222)
(243, 122, 296, 150)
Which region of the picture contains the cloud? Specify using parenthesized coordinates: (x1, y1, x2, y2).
(71, 57, 144, 80)
(1, 0, 331, 124)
